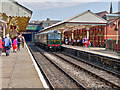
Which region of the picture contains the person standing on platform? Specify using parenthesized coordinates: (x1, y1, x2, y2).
(21, 36, 25, 48)
(12, 36, 18, 53)
(0, 37, 4, 55)
(77, 39, 80, 46)
(88, 41, 91, 48)
(80, 39, 83, 46)
(17, 34, 21, 51)
(3, 34, 12, 56)
(83, 37, 87, 48)
(72, 39, 76, 46)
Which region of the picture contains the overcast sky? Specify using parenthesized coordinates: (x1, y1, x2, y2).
(15, 0, 119, 21)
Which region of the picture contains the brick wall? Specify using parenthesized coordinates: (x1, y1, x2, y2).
(106, 19, 120, 40)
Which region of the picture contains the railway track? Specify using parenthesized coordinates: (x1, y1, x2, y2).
(29, 44, 120, 89)
(60, 52, 120, 78)
(60, 51, 120, 78)
(34, 46, 115, 89)
(29, 45, 86, 89)
(51, 51, 120, 89)
(62, 47, 120, 75)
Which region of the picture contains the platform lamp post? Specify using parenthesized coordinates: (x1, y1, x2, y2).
(115, 21, 119, 52)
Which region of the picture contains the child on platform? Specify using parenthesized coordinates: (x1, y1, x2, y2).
(88, 41, 91, 48)
(0, 37, 4, 55)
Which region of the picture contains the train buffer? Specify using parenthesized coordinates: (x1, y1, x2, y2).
(1, 43, 46, 89)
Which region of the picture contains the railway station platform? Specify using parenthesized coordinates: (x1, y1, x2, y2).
(62, 44, 120, 59)
(1, 43, 45, 89)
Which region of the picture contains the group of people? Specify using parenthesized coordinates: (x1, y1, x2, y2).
(82, 37, 91, 48)
(64, 37, 91, 48)
(0, 34, 25, 56)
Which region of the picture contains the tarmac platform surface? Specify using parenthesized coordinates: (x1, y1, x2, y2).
(1, 44, 44, 88)
(62, 44, 120, 59)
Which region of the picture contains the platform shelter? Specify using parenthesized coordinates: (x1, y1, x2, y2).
(40, 10, 107, 47)
(0, 0, 32, 38)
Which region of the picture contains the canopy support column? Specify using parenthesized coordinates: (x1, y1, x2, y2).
(72, 29, 74, 42)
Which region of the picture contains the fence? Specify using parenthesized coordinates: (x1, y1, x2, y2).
(106, 40, 120, 53)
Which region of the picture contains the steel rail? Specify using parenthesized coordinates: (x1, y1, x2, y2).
(28, 46, 55, 90)
(52, 52, 120, 89)
(36, 47, 87, 90)
(60, 52, 120, 78)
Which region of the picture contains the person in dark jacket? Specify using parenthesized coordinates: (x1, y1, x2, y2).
(3, 34, 12, 56)
(17, 34, 21, 51)
(21, 36, 25, 48)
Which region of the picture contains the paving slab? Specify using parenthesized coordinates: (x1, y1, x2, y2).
(2, 78, 10, 88)
(2, 68, 13, 78)
(1, 44, 44, 88)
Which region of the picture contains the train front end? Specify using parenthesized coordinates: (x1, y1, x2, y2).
(47, 31, 62, 50)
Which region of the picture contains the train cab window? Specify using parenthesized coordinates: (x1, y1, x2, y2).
(48, 33, 61, 40)
(48, 34, 54, 39)
(56, 34, 61, 40)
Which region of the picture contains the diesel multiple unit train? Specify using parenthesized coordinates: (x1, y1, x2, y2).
(34, 30, 62, 50)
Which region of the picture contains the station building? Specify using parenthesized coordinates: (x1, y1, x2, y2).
(40, 18, 61, 29)
(23, 20, 41, 41)
(0, 0, 32, 38)
(40, 10, 108, 47)
(24, 18, 61, 41)
(39, 9, 120, 51)
(96, 11, 120, 40)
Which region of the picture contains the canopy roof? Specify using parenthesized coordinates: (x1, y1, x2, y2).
(0, 0, 32, 17)
(0, 0, 32, 33)
(41, 10, 107, 32)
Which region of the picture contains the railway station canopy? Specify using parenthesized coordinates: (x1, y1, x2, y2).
(40, 10, 107, 33)
(0, 0, 32, 38)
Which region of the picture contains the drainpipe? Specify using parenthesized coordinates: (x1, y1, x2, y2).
(105, 24, 108, 49)
(106, 24, 108, 40)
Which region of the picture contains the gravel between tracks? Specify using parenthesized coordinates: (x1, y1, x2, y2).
(36, 46, 112, 89)
(30, 46, 79, 88)
(55, 52, 120, 86)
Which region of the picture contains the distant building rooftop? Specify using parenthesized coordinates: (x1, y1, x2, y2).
(113, 12, 120, 14)
(105, 14, 120, 17)
(40, 18, 61, 26)
(29, 21, 41, 24)
(95, 11, 108, 16)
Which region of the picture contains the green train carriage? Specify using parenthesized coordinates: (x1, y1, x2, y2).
(34, 30, 62, 50)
